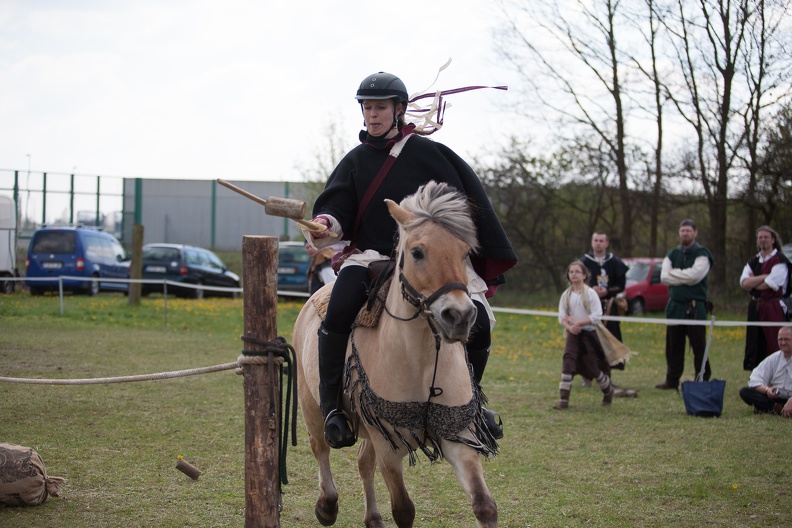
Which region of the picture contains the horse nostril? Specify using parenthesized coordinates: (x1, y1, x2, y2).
(442, 307, 464, 326)
(442, 306, 477, 328)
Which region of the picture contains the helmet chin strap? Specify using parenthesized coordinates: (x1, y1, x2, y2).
(361, 101, 404, 139)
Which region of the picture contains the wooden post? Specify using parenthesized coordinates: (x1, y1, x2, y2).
(128, 224, 143, 306)
(242, 236, 281, 527)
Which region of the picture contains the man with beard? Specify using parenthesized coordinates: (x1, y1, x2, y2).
(740, 226, 791, 370)
(656, 219, 714, 391)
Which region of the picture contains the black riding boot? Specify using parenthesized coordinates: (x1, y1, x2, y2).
(468, 346, 503, 440)
(318, 324, 356, 449)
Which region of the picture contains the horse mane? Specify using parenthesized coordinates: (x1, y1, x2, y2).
(397, 181, 479, 252)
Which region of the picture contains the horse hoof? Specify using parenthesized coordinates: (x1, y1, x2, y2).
(315, 499, 339, 526)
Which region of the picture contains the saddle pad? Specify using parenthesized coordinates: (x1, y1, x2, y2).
(310, 281, 390, 328)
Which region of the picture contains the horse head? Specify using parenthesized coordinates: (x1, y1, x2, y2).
(385, 181, 478, 343)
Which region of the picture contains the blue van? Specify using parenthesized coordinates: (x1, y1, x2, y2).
(25, 226, 130, 295)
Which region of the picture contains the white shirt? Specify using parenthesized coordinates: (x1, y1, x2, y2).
(558, 287, 602, 331)
(739, 249, 789, 292)
(748, 350, 792, 395)
(661, 254, 711, 286)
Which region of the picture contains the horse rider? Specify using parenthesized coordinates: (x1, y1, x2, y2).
(305, 71, 517, 449)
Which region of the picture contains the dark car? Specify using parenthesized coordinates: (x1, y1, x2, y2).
(277, 241, 311, 292)
(25, 226, 129, 296)
(623, 258, 669, 315)
(140, 243, 240, 299)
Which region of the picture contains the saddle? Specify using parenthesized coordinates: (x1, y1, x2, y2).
(310, 259, 396, 328)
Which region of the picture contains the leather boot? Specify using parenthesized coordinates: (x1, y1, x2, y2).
(469, 347, 504, 439)
(318, 325, 355, 449)
(553, 389, 570, 410)
(602, 383, 615, 406)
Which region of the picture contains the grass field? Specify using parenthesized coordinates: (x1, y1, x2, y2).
(1, 292, 790, 527)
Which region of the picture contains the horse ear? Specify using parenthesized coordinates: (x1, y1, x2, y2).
(386, 199, 415, 226)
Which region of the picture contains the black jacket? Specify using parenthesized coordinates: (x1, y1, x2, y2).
(313, 128, 517, 284)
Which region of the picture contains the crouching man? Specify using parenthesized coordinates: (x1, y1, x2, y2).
(739, 326, 792, 417)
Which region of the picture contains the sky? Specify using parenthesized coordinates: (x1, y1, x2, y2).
(0, 0, 524, 183)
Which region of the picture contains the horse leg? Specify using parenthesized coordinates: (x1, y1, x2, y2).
(375, 447, 415, 528)
(442, 441, 497, 528)
(357, 439, 385, 528)
(309, 433, 339, 526)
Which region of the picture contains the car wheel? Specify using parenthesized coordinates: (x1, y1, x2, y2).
(192, 281, 204, 300)
(1, 280, 14, 294)
(629, 298, 644, 316)
(87, 276, 101, 296)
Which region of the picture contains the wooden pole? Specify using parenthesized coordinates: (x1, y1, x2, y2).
(242, 236, 281, 527)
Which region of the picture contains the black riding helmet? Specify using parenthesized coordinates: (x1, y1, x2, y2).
(355, 72, 408, 103)
(356, 72, 408, 137)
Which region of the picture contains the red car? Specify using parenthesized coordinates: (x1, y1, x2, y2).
(622, 258, 669, 315)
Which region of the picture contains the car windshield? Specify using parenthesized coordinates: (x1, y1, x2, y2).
(279, 247, 310, 264)
(31, 231, 77, 254)
(143, 247, 181, 260)
(626, 262, 651, 281)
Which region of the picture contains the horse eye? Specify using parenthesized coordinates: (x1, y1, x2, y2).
(411, 247, 425, 261)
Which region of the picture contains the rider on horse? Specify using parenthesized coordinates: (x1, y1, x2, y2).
(306, 71, 517, 449)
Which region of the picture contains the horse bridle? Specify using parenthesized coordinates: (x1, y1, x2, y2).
(384, 250, 470, 328)
(383, 250, 471, 405)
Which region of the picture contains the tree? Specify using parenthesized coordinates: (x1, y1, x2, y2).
(737, 0, 792, 253)
(757, 105, 792, 236)
(292, 115, 353, 218)
(497, 0, 637, 254)
(660, 0, 792, 290)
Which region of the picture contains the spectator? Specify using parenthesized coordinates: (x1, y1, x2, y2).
(581, 231, 629, 341)
(580, 231, 629, 387)
(656, 219, 714, 390)
(738, 326, 792, 417)
(554, 261, 615, 409)
(305, 241, 337, 295)
(740, 226, 791, 370)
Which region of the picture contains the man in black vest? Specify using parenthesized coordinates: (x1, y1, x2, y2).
(581, 231, 629, 341)
(580, 231, 629, 387)
(656, 219, 714, 390)
(739, 226, 791, 370)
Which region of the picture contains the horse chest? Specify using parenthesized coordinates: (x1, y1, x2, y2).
(346, 339, 496, 462)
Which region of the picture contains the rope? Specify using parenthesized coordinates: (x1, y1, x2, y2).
(490, 306, 792, 327)
(238, 336, 299, 490)
(2, 334, 300, 491)
(0, 362, 240, 385)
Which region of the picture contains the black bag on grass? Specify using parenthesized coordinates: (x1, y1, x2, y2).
(682, 378, 726, 417)
(681, 316, 725, 418)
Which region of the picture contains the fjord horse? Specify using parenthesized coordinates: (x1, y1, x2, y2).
(293, 181, 498, 527)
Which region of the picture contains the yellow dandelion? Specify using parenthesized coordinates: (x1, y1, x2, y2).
(732, 484, 738, 489)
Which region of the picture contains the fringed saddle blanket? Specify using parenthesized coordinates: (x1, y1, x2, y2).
(344, 330, 499, 466)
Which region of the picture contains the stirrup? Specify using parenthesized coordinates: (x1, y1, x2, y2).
(482, 408, 504, 440)
(323, 409, 356, 449)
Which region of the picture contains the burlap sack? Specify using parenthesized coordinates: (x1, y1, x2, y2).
(0, 443, 66, 506)
(594, 323, 636, 366)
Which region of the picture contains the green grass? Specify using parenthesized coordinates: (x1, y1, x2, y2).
(1, 292, 790, 527)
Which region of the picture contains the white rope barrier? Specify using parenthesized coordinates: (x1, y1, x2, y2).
(2, 302, 785, 387)
(0, 362, 240, 385)
(490, 306, 791, 327)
